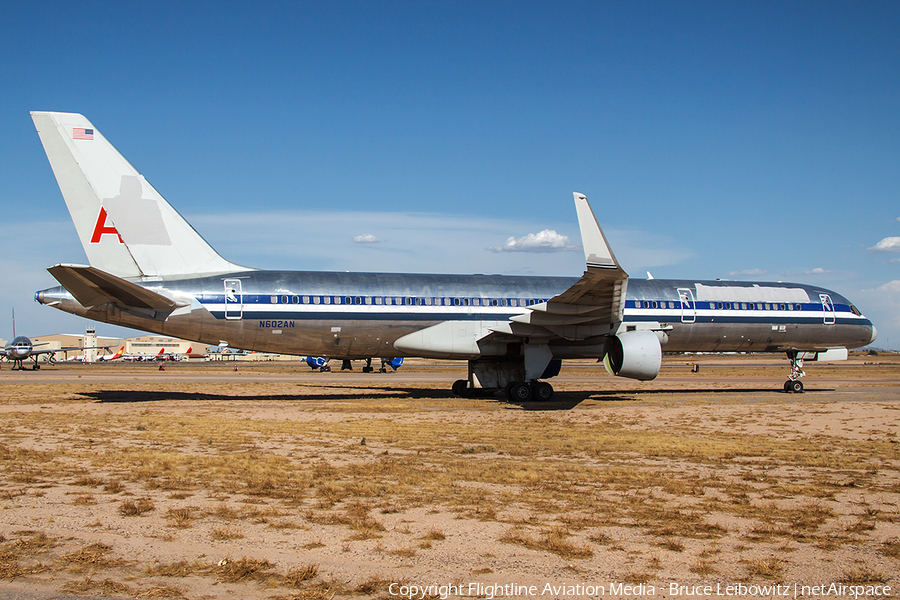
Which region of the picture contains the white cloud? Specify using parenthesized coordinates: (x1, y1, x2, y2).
(728, 268, 767, 276)
(868, 237, 900, 253)
(877, 280, 900, 293)
(353, 234, 379, 244)
(189, 210, 691, 275)
(487, 229, 578, 253)
(802, 268, 832, 276)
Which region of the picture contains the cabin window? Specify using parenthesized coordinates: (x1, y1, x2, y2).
(353, 296, 361, 305)
(779, 303, 786, 310)
(312, 296, 320, 305)
(374, 297, 382, 305)
(271, 296, 278, 303)
(765, 303, 771, 310)
(292, 296, 299, 304)
(724, 302, 731, 310)
(302, 295, 309, 304)
(281, 295, 288, 304)
(740, 303, 747, 310)
(787, 303, 793, 311)
(453, 298, 460, 306)
(365, 297, 372, 305)
(323, 296, 331, 304)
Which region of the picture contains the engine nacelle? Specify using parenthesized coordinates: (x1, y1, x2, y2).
(603, 330, 662, 381)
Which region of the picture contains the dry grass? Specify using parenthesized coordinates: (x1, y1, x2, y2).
(61, 577, 132, 595)
(744, 556, 785, 579)
(690, 560, 717, 575)
(165, 507, 196, 528)
(0, 359, 898, 597)
(282, 564, 319, 587)
(421, 527, 446, 541)
(500, 527, 593, 559)
(840, 567, 888, 584)
(210, 525, 244, 540)
(216, 557, 276, 583)
(120, 497, 155, 516)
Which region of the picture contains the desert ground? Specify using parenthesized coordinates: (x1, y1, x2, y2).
(0, 354, 897, 600)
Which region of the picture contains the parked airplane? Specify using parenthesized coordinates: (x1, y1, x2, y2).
(99, 346, 125, 361)
(31, 112, 876, 399)
(1, 336, 59, 370)
(123, 348, 165, 362)
(1, 309, 98, 370)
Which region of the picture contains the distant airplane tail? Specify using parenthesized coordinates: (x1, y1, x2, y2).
(31, 111, 249, 280)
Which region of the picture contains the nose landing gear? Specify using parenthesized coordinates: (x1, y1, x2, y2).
(784, 351, 805, 393)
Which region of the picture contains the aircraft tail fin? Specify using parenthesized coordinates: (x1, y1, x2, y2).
(31, 111, 249, 279)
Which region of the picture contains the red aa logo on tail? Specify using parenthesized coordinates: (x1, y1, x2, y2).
(90, 207, 124, 244)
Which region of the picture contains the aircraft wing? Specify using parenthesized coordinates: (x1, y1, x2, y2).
(490, 193, 628, 342)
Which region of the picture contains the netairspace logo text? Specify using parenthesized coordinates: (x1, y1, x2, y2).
(388, 581, 893, 600)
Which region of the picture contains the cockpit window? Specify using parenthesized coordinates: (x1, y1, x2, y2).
(850, 305, 861, 316)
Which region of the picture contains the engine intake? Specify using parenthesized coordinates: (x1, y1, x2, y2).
(604, 330, 662, 381)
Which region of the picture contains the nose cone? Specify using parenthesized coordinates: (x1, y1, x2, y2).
(869, 325, 878, 345)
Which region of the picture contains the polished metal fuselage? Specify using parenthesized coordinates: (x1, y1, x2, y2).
(36, 271, 875, 359)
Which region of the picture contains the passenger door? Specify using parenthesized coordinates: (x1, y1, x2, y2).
(224, 279, 243, 320)
(820, 294, 835, 325)
(677, 287, 696, 324)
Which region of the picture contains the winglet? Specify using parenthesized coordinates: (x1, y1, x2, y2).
(573, 192, 624, 273)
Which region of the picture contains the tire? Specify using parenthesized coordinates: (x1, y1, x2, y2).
(790, 380, 804, 393)
(783, 380, 792, 392)
(509, 382, 532, 402)
(451, 379, 468, 397)
(535, 382, 554, 401)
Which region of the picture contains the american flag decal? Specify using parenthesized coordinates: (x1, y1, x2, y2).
(73, 128, 94, 140)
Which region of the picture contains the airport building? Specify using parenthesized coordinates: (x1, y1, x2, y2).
(27, 330, 209, 362)
(21, 329, 308, 362)
(125, 336, 208, 358)
(30, 329, 125, 362)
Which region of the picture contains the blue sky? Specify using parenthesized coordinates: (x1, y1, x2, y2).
(1, 1, 898, 348)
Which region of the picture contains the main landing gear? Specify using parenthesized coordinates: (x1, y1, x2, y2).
(507, 380, 554, 402)
(451, 379, 554, 402)
(783, 351, 805, 393)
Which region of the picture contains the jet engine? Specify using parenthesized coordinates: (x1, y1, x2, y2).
(603, 330, 662, 381)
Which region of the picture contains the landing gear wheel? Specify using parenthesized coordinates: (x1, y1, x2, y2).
(783, 380, 791, 392)
(534, 382, 554, 401)
(508, 382, 533, 402)
(789, 380, 804, 393)
(451, 379, 468, 397)
(320, 365, 331, 372)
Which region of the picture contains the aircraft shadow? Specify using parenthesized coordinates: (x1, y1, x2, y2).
(83, 384, 831, 407)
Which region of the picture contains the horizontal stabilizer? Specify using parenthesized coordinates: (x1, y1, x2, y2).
(47, 264, 178, 311)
